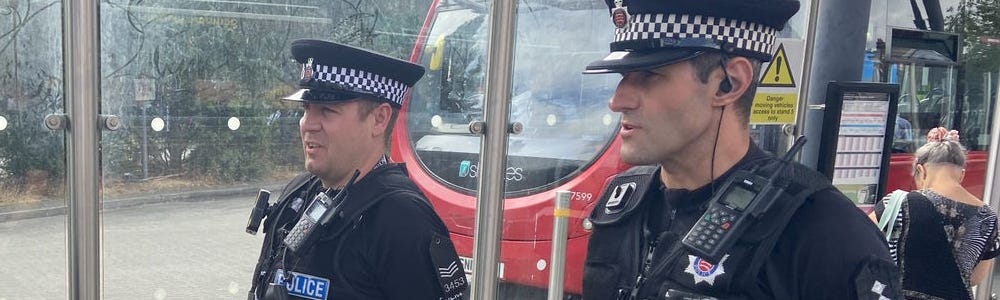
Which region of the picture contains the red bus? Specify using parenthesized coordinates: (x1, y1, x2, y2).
(392, 0, 999, 297)
(391, 0, 622, 296)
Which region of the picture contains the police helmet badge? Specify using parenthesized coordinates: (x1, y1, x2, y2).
(300, 58, 314, 81)
(611, 0, 630, 28)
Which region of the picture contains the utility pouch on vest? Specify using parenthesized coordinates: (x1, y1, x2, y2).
(262, 283, 292, 300)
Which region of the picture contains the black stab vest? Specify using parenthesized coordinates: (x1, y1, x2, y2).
(250, 165, 443, 300)
(583, 156, 832, 300)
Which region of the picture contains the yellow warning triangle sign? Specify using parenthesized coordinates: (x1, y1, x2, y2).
(759, 44, 796, 88)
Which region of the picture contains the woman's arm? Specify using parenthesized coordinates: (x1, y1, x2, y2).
(971, 259, 993, 286)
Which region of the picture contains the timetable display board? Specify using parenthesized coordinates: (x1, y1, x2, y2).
(816, 82, 900, 206)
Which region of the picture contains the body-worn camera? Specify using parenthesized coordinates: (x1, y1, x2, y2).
(682, 137, 807, 262)
(246, 189, 271, 235)
(283, 170, 360, 255)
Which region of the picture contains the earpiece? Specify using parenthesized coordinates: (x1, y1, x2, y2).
(719, 78, 733, 93)
(717, 55, 733, 94)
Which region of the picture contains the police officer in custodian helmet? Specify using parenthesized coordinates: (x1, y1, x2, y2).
(248, 39, 468, 300)
(581, 0, 901, 299)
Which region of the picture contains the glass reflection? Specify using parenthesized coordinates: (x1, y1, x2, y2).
(96, 0, 430, 297)
(0, 0, 68, 297)
(407, 0, 620, 196)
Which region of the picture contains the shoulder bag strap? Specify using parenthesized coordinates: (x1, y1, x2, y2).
(878, 190, 907, 240)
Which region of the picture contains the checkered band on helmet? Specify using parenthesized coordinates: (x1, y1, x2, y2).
(614, 13, 777, 61)
(307, 62, 410, 106)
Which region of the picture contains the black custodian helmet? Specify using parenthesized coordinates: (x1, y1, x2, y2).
(584, 0, 800, 74)
(283, 39, 425, 108)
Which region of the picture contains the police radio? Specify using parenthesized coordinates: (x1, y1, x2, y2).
(245, 189, 271, 235)
(283, 170, 360, 255)
(682, 136, 807, 262)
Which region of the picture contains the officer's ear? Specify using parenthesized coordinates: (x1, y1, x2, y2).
(367, 102, 393, 137)
(711, 56, 753, 107)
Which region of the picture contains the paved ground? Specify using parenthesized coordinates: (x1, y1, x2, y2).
(3, 192, 1000, 299)
(0, 196, 263, 299)
(0, 192, 562, 300)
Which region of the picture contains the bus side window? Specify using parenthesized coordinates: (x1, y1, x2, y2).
(893, 115, 915, 153)
(961, 88, 988, 151)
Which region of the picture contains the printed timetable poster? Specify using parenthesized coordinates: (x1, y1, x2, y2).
(817, 82, 899, 210)
(832, 92, 890, 205)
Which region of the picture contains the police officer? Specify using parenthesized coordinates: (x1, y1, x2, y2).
(249, 39, 468, 300)
(581, 0, 900, 299)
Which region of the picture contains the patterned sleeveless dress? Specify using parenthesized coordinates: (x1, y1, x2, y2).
(875, 189, 1000, 299)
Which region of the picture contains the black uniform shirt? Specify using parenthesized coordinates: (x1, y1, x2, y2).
(638, 145, 898, 299)
(761, 188, 897, 299)
(256, 165, 466, 300)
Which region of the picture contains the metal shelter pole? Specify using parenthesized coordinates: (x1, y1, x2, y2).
(63, 0, 103, 298)
(470, 0, 517, 298)
(975, 64, 1000, 300)
(800, 0, 874, 168)
(792, 0, 821, 144)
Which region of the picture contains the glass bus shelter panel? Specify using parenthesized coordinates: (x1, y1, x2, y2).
(0, 1, 68, 298)
(407, 0, 620, 197)
(96, 0, 430, 298)
(405, 0, 620, 297)
(863, 0, 1000, 293)
(890, 63, 959, 153)
(961, 69, 998, 152)
(956, 30, 1000, 153)
(750, 8, 812, 157)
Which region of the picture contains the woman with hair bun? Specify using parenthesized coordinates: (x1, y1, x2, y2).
(872, 127, 1000, 299)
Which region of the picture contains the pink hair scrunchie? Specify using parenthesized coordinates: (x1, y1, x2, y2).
(926, 127, 960, 143)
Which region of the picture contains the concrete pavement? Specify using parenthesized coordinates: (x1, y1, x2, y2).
(0, 191, 273, 299)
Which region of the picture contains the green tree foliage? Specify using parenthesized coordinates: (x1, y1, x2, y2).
(945, 0, 1000, 150)
(0, 76, 65, 185)
(946, 0, 1000, 85)
(0, 0, 64, 185)
(2, 0, 429, 186)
